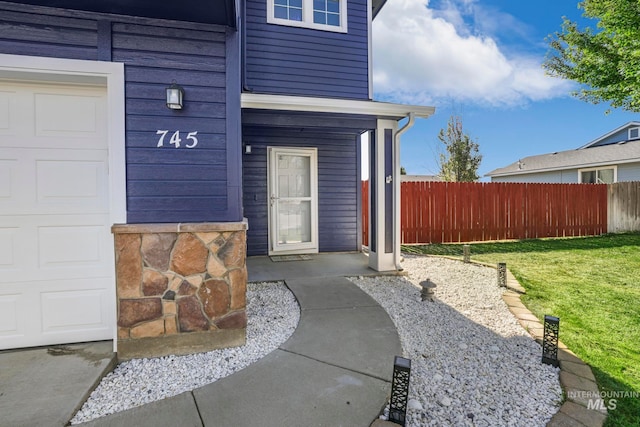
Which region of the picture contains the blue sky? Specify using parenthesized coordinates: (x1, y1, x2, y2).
(367, 0, 639, 180)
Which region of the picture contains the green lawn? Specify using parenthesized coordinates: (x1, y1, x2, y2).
(404, 234, 640, 427)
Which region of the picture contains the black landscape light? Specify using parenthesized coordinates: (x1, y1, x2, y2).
(389, 356, 411, 426)
(542, 315, 560, 367)
(497, 262, 507, 288)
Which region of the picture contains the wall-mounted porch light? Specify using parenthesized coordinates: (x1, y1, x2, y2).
(166, 80, 184, 110)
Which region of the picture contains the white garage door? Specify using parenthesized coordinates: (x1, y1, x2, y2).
(0, 80, 114, 350)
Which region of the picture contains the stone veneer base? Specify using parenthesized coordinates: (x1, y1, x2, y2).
(112, 221, 248, 362)
(117, 328, 246, 361)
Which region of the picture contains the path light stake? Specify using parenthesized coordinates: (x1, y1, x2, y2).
(463, 245, 470, 263)
(389, 356, 411, 426)
(542, 315, 560, 367)
(497, 262, 507, 288)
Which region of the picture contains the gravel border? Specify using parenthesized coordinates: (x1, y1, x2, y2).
(349, 255, 562, 427)
(70, 281, 299, 424)
(72, 255, 562, 426)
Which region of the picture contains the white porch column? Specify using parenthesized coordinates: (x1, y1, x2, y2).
(368, 119, 398, 271)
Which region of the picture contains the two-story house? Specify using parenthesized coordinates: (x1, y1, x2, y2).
(0, 0, 433, 357)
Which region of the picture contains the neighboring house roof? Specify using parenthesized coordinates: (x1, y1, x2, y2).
(401, 175, 442, 182)
(580, 121, 640, 148)
(486, 139, 640, 177)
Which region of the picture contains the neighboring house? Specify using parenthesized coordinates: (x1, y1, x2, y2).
(0, 0, 434, 354)
(487, 122, 640, 183)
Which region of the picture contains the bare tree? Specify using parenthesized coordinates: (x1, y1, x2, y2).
(437, 115, 482, 182)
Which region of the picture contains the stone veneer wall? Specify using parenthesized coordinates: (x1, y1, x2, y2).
(112, 222, 248, 360)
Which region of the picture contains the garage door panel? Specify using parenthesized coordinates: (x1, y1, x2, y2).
(0, 227, 19, 268)
(0, 225, 33, 275)
(38, 224, 104, 267)
(0, 149, 108, 214)
(35, 92, 103, 137)
(0, 293, 25, 337)
(41, 288, 109, 334)
(0, 158, 18, 200)
(36, 159, 106, 204)
(0, 80, 113, 350)
(1, 220, 111, 283)
(0, 278, 112, 349)
(0, 90, 10, 131)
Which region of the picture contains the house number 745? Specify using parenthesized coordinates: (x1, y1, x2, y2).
(156, 130, 198, 148)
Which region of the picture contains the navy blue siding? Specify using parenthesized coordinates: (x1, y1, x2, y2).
(244, 0, 369, 99)
(242, 112, 375, 255)
(0, 2, 242, 224)
(113, 22, 231, 222)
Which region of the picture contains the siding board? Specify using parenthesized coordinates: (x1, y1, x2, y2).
(0, 39, 97, 59)
(111, 51, 226, 70)
(112, 22, 227, 41)
(112, 33, 225, 56)
(125, 83, 226, 102)
(127, 164, 227, 181)
(0, 9, 97, 29)
(126, 131, 227, 149)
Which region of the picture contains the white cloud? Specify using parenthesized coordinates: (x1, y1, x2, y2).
(372, 0, 572, 107)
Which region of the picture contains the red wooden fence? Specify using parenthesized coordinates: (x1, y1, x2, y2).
(361, 181, 608, 245)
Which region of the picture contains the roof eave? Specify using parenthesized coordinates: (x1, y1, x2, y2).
(241, 93, 435, 120)
(486, 156, 640, 177)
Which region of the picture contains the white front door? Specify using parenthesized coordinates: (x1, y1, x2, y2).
(0, 80, 114, 350)
(268, 147, 318, 255)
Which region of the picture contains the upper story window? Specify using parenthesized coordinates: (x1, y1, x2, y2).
(268, 0, 348, 33)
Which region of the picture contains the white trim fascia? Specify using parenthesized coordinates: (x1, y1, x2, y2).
(487, 157, 640, 178)
(579, 121, 640, 149)
(241, 93, 435, 119)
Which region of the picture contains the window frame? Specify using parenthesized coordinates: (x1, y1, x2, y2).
(578, 165, 617, 184)
(629, 127, 640, 140)
(267, 0, 348, 33)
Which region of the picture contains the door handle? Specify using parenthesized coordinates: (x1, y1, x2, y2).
(270, 195, 280, 206)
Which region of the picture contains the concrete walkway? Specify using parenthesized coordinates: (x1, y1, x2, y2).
(0, 341, 116, 427)
(76, 253, 401, 426)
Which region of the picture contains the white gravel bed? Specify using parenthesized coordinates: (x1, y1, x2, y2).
(71, 281, 299, 424)
(349, 255, 562, 427)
